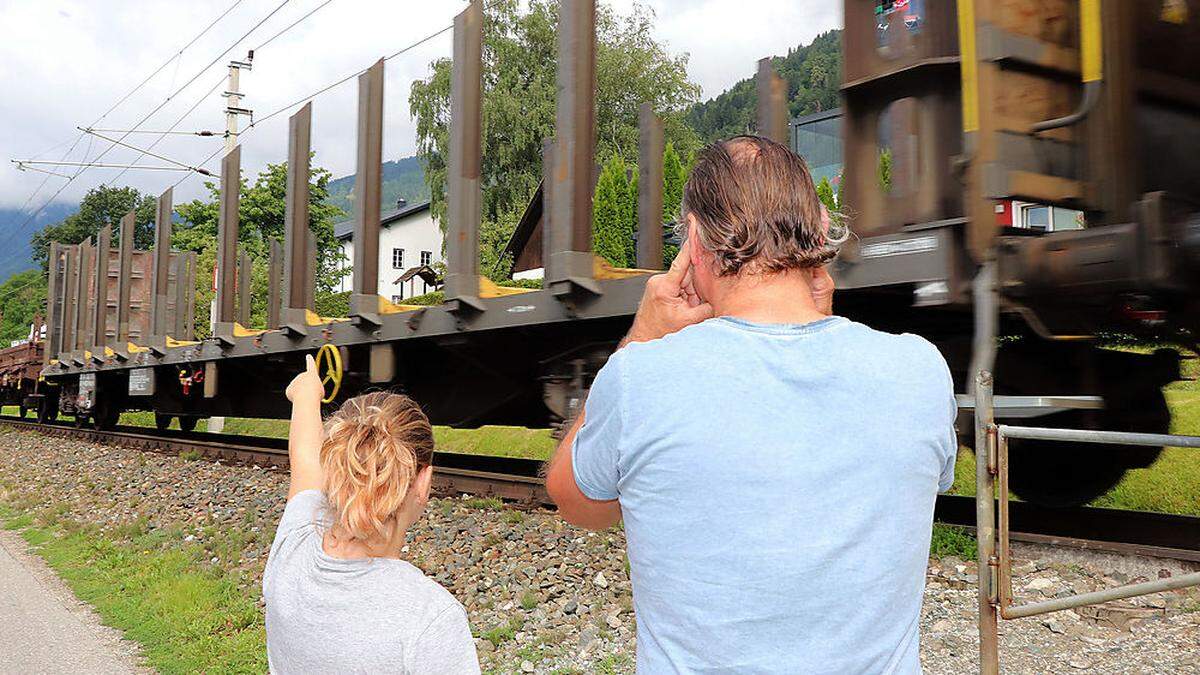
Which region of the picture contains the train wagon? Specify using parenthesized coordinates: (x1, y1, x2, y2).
(35, 0, 1200, 509)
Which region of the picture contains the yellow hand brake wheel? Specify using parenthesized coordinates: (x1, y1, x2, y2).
(315, 343, 343, 404)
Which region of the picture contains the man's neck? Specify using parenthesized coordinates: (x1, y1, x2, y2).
(709, 270, 828, 325)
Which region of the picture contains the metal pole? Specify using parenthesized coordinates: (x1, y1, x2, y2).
(541, 138, 556, 283)
(150, 188, 173, 351)
(445, 0, 484, 312)
(351, 59, 385, 323)
(756, 58, 788, 145)
(213, 145, 241, 342)
(637, 103, 664, 270)
(114, 211, 134, 356)
(548, 0, 600, 296)
(976, 369, 999, 674)
(282, 103, 312, 333)
(184, 252, 197, 340)
(171, 253, 184, 338)
(91, 225, 111, 360)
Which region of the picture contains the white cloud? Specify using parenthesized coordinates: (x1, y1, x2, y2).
(0, 0, 840, 212)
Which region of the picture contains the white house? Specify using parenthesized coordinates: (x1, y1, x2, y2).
(334, 199, 443, 301)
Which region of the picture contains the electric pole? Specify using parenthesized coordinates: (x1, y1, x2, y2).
(209, 52, 253, 434)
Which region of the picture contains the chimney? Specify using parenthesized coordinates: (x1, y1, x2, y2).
(396, 197, 407, 209)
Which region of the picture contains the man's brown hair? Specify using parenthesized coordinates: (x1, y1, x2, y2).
(680, 135, 846, 276)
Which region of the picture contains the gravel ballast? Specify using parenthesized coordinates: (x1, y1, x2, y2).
(0, 428, 1197, 673)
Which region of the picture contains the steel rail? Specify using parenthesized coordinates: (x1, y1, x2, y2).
(3, 417, 1200, 560)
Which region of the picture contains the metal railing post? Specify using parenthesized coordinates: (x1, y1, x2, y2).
(975, 369, 1000, 675)
(74, 237, 93, 363)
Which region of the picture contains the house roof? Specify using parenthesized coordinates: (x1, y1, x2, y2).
(334, 200, 432, 240)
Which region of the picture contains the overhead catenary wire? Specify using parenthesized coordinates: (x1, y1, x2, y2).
(14, 0, 296, 233)
(175, 12, 464, 191)
(113, 0, 342, 188)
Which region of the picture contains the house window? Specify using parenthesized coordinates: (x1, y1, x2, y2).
(392, 248, 405, 269)
(420, 250, 432, 267)
(1015, 202, 1085, 233)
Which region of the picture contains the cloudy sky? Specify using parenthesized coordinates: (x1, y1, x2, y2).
(0, 0, 841, 212)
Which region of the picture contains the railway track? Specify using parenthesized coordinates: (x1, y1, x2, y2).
(2, 416, 1198, 563)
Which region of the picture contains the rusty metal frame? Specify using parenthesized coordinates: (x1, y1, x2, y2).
(975, 371, 1200, 673)
(91, 224, 111, 361)
(150, 188, 173, 352)
(214, 146, 241, 343)
(350, 59, 385, 324)
(282, 104, 313, 334)
(445, 0, 484, 313)
(636, 103, 664, 270)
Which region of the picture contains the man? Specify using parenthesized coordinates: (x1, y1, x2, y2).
(546, 135, 957, 673)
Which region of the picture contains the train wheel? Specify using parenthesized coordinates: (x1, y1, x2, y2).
(17, 405, 27, 419)
(91, 400, 121, 430)
(177, 416, 198, 432)
(36, 399, 55, 424)
(73, 415, 87, 428)
(154, 413, 172, 431)
(996, 341, 1177, 507)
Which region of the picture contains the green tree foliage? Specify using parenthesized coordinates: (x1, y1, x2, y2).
(30, 186, 156, 271)
(686, 30, 842, 143)
(0, 270, 47, 344)
(592, 154, 632, 266)
(409, 0, 700, 270)
(173, 158, 346, 335)
(816, 175, 837, 212)
(877, 148, 892, 193)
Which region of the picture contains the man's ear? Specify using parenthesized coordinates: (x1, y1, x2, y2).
(686, 216, 701, 267)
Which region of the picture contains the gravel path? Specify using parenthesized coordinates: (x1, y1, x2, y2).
(0, 428, 1197, 673)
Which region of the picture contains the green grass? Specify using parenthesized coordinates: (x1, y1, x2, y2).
(0, 503, 265, 673)
(477, 617, 524, 648)
(947, 389, 1200, 516)
(930, 524, 977, 560)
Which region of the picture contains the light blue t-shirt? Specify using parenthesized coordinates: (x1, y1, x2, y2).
(572, 315, 957, 674)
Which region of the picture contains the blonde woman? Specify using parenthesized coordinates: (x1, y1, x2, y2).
(263, 355, 480, 673)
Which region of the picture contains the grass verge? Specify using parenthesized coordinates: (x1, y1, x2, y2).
(0, 502, 266, 673)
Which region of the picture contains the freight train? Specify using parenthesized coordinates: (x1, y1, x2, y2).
(23, 0, 1200, 506)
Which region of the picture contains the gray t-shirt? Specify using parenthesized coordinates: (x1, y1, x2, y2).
(573, 316, 958, 673)
(263, 489, 480, 674)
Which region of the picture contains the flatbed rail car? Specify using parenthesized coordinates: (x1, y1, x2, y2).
(0, 335, 45, 418)
(39, 0, 1200, 505)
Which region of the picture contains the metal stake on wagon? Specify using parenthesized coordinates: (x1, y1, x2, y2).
(547, 0, 600, 298)
(113, 210, 135, 359)
(149, 188, 174, 354)
(350, 59, 385, 326)
(636, 103, 665, 270)
(282, 103, 313, 336)
(445, 0, 485, 314)
(90, 224, 111, 362)
(213, 145, 242, 346)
